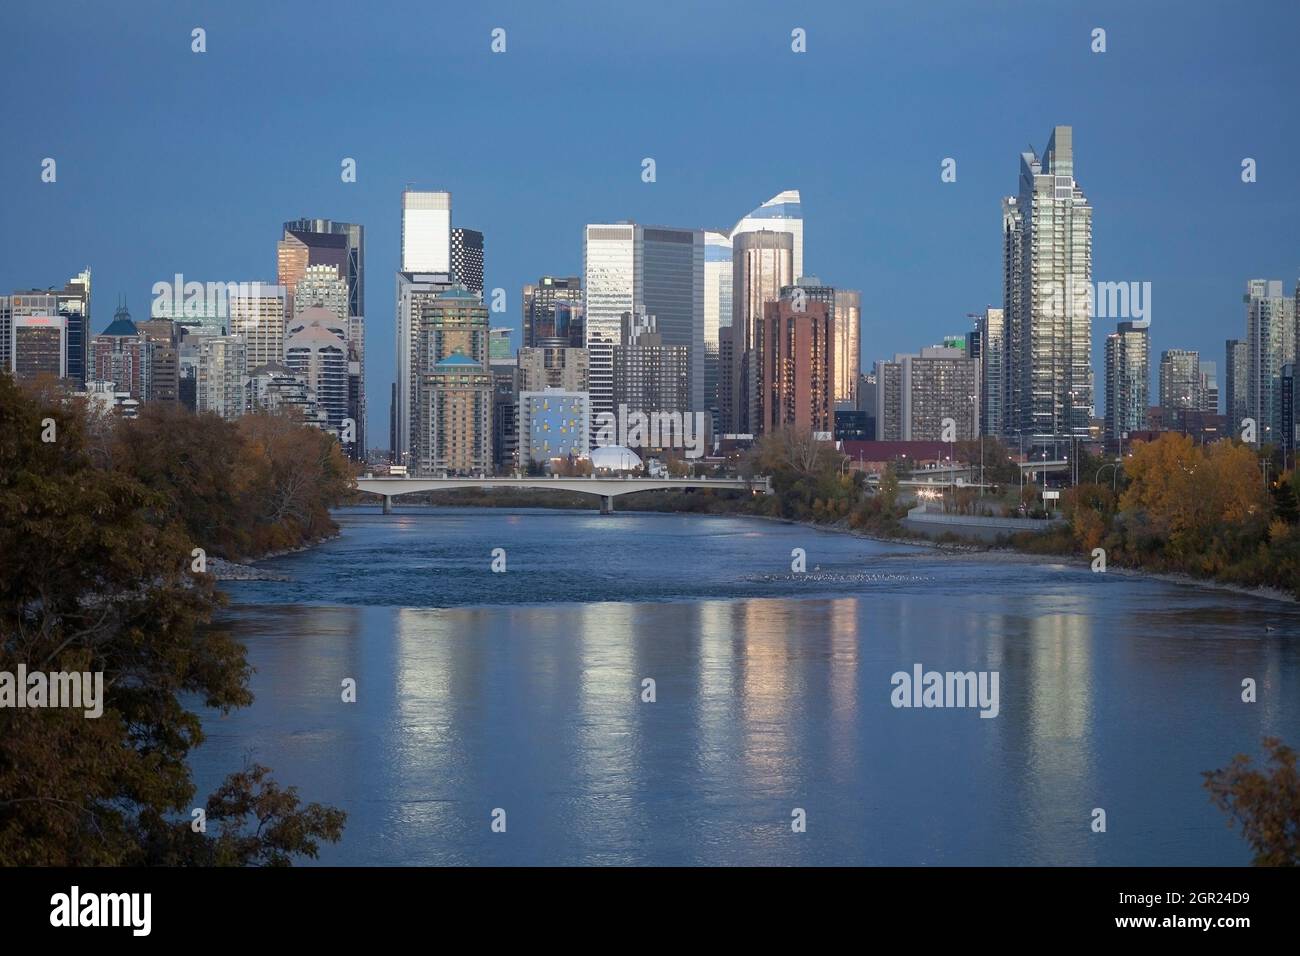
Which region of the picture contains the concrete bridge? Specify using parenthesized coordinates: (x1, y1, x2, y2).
(355, 475, 771, 514)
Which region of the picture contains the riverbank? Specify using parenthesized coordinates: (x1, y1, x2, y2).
(209, 532, 341, 582)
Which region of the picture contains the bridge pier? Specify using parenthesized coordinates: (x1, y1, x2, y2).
(599, 495, 614, 515)
(382, 495, 392, 515)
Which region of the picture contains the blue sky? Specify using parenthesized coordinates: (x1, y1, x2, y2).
(2, 0, 1297, 442)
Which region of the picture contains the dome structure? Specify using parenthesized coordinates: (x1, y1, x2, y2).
(590, 444, 642, 473)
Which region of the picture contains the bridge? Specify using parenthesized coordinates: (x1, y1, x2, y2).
(355, 475, 771, 514)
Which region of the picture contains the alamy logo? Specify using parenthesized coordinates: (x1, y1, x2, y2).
(150, 273, 272, 317)
(593, 405, 707, 459)
(890, 663, 1000, 718)
(0, 666, 104, 718)
(50, 886, 151, 936)
(1044, 276, 1152, 327)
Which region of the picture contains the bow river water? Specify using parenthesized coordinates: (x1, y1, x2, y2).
(188, 506, 1300, 866)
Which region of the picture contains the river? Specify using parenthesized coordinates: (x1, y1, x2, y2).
(188, 506, 1300, 865)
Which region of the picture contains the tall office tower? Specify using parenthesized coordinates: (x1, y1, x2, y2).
(730, 190, 804, 279)
(227, 283, 287, 371)
(612, 312, 690, 445)
(717, 326, 735, 432)
(523, 276, 583, 347)
(760, 292, 833, 435)
(971, 308, 1005, 437)
(583, 224, 638, 440)
(518, 389, 590, 466)
(702, 230, 733, 430)
(11, 316, 68, 380)
(407, 287, 491, 473)
(280, 220, 366, 456)
(394, 271, 456, 465)
(489, 351, 518, 474)
(897, 347, 979, 442)
(833, 289, 861, 409)
(1159, 349, 1201, 411)
(874, 358, 904, 441)
(56, 269, 92, 386)
(285, 311, 350, 437)
(1225, 339, 1249, 429)
(152, 289, 226, 338)
(136, 318, 181, 403)
(1104, 321, 1149, 445)
(196, 336, 248, 419)
(401, 190, 452, 273)
(779, 278, 859, 410)
(0, 296, 10, 372)
(729, 230, 794, 434)
(451, 228, 485, 296)
(518, 346, 589, 392)
(417, 355, 492, 476)
(1002, 126, 1094, 448)
(1245, 279, 1296, 446)
(90, 304, 153, 400)
(292, 264, 350, 325)
(641, 226, 705, 414)
(582, 224, 705, 436)
(1199, 361, 1219, 414)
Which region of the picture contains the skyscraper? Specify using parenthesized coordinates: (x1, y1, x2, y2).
(408, 287, 491, 474)
(973, 308, 1005, 437)
(228, 283, 287, 372)
(451, 228, 485, 296)
(1003, 126, 1093, 448)
(394, 271, 457, 466)
(760, 292, 834, 435)
(728, 230, 793, 434)
(583, 224, 638, 440)
(730, 190, 804, 279)
(1159, 349, 1201, 411)
(702, 230, 732, 431)
(285, 310, 350, 438)
(1105, 321, 1149, 445)
(582, 224, 705, 440)
(523, 276, 584, 348)
(196, 336, 248, 419)
(280, 219, 366, 457)
(1244, 279, 1296, 446)
(401, 190, 452, 273)
(1225, 339, 1249, 430)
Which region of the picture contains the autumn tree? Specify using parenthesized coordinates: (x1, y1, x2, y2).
(1204, 738, 1300, 866)
(0, 373, 345, 865)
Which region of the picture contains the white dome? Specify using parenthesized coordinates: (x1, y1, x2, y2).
(590, 444, 643, 472)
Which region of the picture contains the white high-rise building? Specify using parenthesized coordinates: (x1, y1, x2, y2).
(1002, 126, 1093, 448)
(227, 283, 287, 371)
(401, 190, 452, 273)
(583, 223, 639, 439)
(730, 190, 804, 279)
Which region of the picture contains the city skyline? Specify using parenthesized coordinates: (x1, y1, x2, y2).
(2, 1, 1298, 444)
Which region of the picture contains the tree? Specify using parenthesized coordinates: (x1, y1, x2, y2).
(0, 373, 345, 865)
(1204, 738, 1300, 866)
